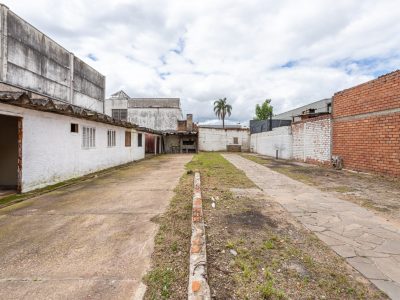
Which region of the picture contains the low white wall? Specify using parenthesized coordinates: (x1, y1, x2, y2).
(0, 103, 145, 192)
(198, 127, 250, 151)
(292, 117, 331, 163)
(250, 126, 293, 159)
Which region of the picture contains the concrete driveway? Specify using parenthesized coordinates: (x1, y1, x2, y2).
(0, 155, 192, 300)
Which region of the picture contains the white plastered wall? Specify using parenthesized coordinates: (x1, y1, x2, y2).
(250, 126, 293, 159)
(198, 128, 250, 151)
(0, 103, 145, 192)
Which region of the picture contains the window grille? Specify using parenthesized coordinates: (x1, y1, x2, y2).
(112, 109, 128, 121)
(82, 126, 96, 149)
(107, 130, 116, 147)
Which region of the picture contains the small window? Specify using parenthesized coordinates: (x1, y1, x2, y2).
(107, 130, 116, 147)
(82, 126, 96, 149)
(112, 109, 128, 121)
(125, 131, 131, 147)
(138, 133, 143, 147)
(233, 137, 239, 144)
(71, 123, 79, 133)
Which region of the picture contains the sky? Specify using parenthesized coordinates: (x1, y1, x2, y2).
(4, 0, 400, 124)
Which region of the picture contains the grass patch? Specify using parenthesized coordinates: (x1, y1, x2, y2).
(199, 153, 387, 299)
(144, 153, 387, 299)
(143, 167, 193, 300)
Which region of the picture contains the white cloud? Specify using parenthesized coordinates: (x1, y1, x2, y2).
(4, 0, 400, 122)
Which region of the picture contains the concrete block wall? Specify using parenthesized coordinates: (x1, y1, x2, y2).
(250, 126, 293, 159)
(333, 70, 400, 176)
(292, 115, 332, 164)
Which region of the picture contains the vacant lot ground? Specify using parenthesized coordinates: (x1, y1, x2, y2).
(0, 155, 191, 300)
(146, 153, 386, 299)
(241, 153, 400, 224)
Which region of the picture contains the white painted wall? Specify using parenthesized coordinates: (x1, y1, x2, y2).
(0, 103, 145, 192)
(250, 126, 293, 159)
(292, 117, 331, 163)
(199, 127, 250, 151)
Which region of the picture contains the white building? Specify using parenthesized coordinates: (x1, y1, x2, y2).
(0, 6, 149, 194)
(0, 92, 145, 193)
(198, 126, 250, 152)
(105, 90, 183, 131)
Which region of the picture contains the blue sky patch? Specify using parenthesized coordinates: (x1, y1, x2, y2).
(158, 72, 171, 80)
(87, 53, 98, 61)
(171, 37, 185, 54)
(281, 60, 297, 68)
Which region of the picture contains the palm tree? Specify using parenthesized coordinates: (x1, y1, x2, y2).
(213, 98, 232, 128)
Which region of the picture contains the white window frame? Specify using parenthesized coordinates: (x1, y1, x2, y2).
(82, 126, 96, 149)
(107, 129, 116, 147)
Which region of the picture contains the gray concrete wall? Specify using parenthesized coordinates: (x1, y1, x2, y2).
(0, 5, 105, 113)
(105, 98, 182, 131)
(0, 114, 18, 187)
(128, 108, 182, 131)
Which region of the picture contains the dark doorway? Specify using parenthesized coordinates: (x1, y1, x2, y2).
(0, 114, 19, 194)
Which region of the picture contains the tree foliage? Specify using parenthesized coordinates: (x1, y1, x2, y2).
(255, 99, 273, 120)
(213, 98, 232, 128)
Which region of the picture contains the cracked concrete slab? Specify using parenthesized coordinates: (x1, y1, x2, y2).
(223, 154, 400, 299)
(0, 155, 192, 300)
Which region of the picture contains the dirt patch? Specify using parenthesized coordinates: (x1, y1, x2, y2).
(226, 209, 278, 229)
(242, 153, 400, 224)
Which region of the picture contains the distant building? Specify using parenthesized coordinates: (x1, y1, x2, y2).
(273, 98, 332, 122)
(198, 126, 250, 152)
(105, 90, 198, 154)
(105, 90, 183, 131)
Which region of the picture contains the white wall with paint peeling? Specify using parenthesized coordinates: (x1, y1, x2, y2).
(292, 117, 331, 163)
(198, 127, 250, 151)
(0, 103, 145, 192)
(250, 126, 293, 159)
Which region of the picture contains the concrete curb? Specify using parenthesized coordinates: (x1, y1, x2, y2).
(188, 172, 211, 300)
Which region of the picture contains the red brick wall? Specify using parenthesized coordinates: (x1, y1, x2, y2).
(333, 70, 400, 118)
(333, 70, 400, 176)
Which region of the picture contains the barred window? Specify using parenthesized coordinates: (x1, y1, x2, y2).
(233, 137, 239, 144)
(112, 109, 128, 121)
(107, 130, 116, 147)
(82, 127, 96, 149)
